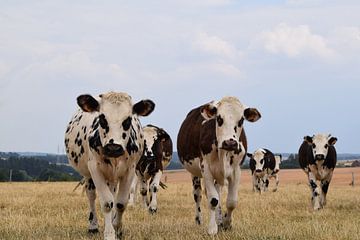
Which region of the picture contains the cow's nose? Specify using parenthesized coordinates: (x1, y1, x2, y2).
(104, 144, 124, 158)
(315, 154, 325, 160)
(221, 139, 239, 151)
(255, 169, 262, 173)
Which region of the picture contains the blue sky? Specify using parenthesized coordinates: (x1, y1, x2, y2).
(0, 0, 359, 154)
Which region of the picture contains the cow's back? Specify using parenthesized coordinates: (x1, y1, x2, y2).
(177, 106, 204, 163)
(298, 141, 312, 172)
(65, 109, 97, 177)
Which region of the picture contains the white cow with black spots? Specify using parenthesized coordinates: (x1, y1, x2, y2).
(65, 91, 155, 240)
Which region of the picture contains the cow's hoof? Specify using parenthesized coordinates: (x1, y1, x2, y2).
(116, 229, 123, 240)
(149, 207, 157, 214)
(88, 228, 99, 234)
(207, 227, 218, 236)
(272, 189, 278, 192)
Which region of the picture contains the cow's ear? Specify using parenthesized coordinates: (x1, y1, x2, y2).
(328, 137, 337, 146)
(200, 101, 217, 120)
(304, 135, 313, 144)
(133, 100, 155, 116)
(246, 153, 253, 158)
(244, 108, 261, 122)
(77, 94, 99, 112)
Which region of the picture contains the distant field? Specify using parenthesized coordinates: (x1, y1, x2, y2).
(1, 168, 360, 240)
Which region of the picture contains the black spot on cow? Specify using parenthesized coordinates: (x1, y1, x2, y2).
(88, 179, 96, 190)
(234, 126, 237, 133)
(77, 139, 82, 147)
(230, 156, 234, 165)
(80, 146, 85, 154)
(238, 117, 244, 127)
(71, 151, 75, 158)
(91, 117, 99, 130)
(194, 194, 198, 202)
(195, 216, 201, 225)
(89, 130, 101, 154)
(310, 180, 317, 190)
(98, 114, 109, 133)
(198, 207, 201, 212)
(66, 126, 71, 133)
(89, 212, 94, 221)
(122, 117, 132, 131)
(322, 181, 329, 194)
(117, 203, 125, 211)
(83, 126, 87, 134)
(122, 133, 127, 139)
(210, 198, 218, 208)
(104, 158, 111, 165)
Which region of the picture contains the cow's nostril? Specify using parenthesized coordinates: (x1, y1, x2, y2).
(104, 144, 124, 157)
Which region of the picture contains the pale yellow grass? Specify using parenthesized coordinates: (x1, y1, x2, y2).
(1, 169, 360, 240)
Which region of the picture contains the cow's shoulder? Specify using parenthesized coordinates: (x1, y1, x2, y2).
(298, 141, 313, 170)
(200, 119, 216, 155)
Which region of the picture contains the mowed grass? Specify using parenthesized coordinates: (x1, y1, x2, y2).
(1, 178, 360, 240)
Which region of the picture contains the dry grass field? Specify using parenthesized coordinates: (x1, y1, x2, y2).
(1, 168, 360, 240)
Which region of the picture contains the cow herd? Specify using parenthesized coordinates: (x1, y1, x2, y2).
(64, 91, 338, 240)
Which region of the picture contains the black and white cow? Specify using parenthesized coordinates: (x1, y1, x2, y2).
(268, 154, 282, 192)
(132, 124, 172, 213)
(65, 92, 155, 240)
(247, 148, 281, 193)
(177, 97, 261, 235)
(298, 134, 337, 210)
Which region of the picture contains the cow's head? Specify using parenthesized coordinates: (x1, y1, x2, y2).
(143, 125, 171, 162)
(247, 149, 267, 173)
(274, 154, 282, 173)
(77, 92, 155, 158)
(304, 134, 337, 161)
(200, 96, 261, 153)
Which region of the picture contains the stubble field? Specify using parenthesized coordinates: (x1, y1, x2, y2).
(1, 168, 360, 240)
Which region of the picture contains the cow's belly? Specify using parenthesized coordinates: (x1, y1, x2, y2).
(182, 157, 202, 177)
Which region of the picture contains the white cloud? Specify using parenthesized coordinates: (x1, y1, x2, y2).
(259, 23, 335, 59)
(194, 32, 240, 58)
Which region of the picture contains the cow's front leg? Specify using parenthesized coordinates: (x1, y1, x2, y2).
(273, 174, 279, 192)
(320, 171, 333, 208)
(139, 177, 149, 208)
(88, 160, 115, 240)
(262, 175, 269, 192)
(128, 174, 138, 206)
(192, 175, 202, 225)
(113, 170, 135, 239)
(308, 171, 321, 210)
(148, 170, 163, 214)
(252, 174, 259, 192)
(85, 178, 99, 234)
(203, 162, 219, 235)
(223, 167, 240, 231)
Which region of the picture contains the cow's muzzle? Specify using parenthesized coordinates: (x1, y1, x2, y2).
(221, 139, 240, 152)
(103, 143, 124, 158)
(315, 154, 325, 161)
(255, 169, 262, 173)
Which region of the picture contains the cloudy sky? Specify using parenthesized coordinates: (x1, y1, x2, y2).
(0, 0, 359, 154)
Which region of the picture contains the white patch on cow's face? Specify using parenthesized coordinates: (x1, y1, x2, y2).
(252, 149, 266, 172)
(143, 126, 158, 158)
(215, 97, 245, 151)
(311, 134, 332, 160)
(97, 92, 133, 151)
(274, 155, 282, 172)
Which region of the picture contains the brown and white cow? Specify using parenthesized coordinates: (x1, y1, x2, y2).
(65, 92, 155, 240)
(177, 96, 261, 235)
(247, 149, 281, 193)
(298, 134, 337, 210)
(133, 124, 172, 213)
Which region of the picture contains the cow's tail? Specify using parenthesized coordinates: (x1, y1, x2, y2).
(73, 177, 86, 192)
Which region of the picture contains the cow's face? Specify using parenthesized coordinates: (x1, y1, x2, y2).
(274, 155, 282, 173)
(201, 96, 261, 153)
(77, 92, 155, 158)
(304, 134, 337, 161)
(247, 149, 266, 173)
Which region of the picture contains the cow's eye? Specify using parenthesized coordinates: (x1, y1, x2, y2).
(217, 115, 223, 127)
(325, 144, 328, 149)
(312, 144, 316, 148)
(260, 159, 264, 164)
(238, 117, 244, 127)
(122, 117, 132, 130)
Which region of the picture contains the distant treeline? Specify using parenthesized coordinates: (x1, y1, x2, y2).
(1, 150, 359, 182)
(0, 156, 81, 182)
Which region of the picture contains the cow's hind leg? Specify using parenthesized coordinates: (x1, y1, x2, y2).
(308, 172, 321, 210)
(215, 182, 223, 229)
(85, 178, 99, 234)
(139, 177, 149, 209)
(148, 170, 163, 214)
(192, 175, 202, 225)
(273, 174, 279, 192)
(320, 171, 333, 208)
